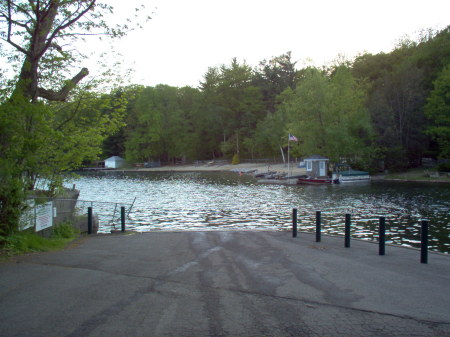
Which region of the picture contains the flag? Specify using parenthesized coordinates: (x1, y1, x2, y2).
(289, 134, 298, 142)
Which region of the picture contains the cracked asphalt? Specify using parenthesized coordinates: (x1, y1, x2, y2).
(1, 231, 449, 337)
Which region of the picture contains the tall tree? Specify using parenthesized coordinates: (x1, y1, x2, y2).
(352, 27, 450, 169)
(125, 85, 199, 163)
(253, 52, 298, 113)
(424, 64, 450, 159)
(200, 58, 263, 158)
(1, 0, 148, 102)
(279, 67, 373, 166)
(0, 0, 149, 237)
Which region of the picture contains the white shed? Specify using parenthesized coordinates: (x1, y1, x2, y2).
(104, 156, 126, 169)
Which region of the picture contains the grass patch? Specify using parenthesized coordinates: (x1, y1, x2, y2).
(383, 168, 449, 181)
(1, 223, 78, 258)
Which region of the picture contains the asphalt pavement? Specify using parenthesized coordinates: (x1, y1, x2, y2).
(1, 231, 449, 337)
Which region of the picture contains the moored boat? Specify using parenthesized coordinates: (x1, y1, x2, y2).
(333, 164, 371, 183)
(297, 176, 334, 184)
(337, 170, 371, 183)
(254, 171, 277, 178)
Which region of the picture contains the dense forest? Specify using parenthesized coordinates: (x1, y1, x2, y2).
(102, 27, 450, 172)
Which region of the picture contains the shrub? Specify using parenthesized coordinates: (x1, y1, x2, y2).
(1, 225, 76, 257)
(231, 153, 240, 165)
(437, 162, 450, 172)
(52, 222, 75, 239)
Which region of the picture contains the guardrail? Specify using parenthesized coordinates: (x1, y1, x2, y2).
(292, 208, 430, 264)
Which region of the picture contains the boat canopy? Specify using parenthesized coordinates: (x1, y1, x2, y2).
(340, 169, 370, 176)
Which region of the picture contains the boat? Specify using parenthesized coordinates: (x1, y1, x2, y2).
(336, 170, 371, 183)
(332, 164, 371, 183)
(265, 172, 286, 179)
(254, 171, 277, 178)
(231, 168, 257, 174)
(284, 174, 309, 179)
(297, 176, 335, 184)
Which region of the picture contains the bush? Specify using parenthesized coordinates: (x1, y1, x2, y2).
(437, 162, 450, 172)
(231, 153, 240, 165)
(1, 225, 76, 257)
(52, 222, 75, 239)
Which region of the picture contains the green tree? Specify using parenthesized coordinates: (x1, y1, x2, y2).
(424, 64, 450, 158)
(42, 90, 127, 184)
(102, 85, 145, 158)
(0, 100, 45, 236)
(1, 0, 148, 102)
(253, 110, 287, 159)
(125, 85, 199, 163)
(200, 58, 263, 159)
(367, 59, 428, 169)
(352, 27, 450, 169)
(253, 52, 298, 113)
(0, 0, 148, 238)
(279, 67, 373, 166)
(177, 86, 204, 160)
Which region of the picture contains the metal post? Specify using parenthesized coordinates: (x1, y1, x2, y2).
(316, 211, 321, 242)
(127, 197, 137, 216)
(345, 213, 351, 248)
(421, 220, 428, 264)
(111, 203, 118, 224)
(379, 216, 386, 256)
(292, 208, 297, 237)
(87, 207, 93, 234)
(121, 206, 126, 232)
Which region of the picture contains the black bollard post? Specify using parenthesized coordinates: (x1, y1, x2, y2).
(292, 208, 298, 237)
(379, 217, 386, 256)
(421, 220, 428, 264)
(316, 211, 321, 242)
(87, 207, 93, 234)
(345, 213, 351, 248)
(121, 206, 126, 232)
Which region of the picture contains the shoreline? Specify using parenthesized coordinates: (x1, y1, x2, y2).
(118, 163, 450, 183)
(130, 162, 308, 176)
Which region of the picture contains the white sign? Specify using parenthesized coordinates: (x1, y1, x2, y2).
(19, 209, 34, 230)
(35, 201, 53, 231)
(19, 199, 36, 230)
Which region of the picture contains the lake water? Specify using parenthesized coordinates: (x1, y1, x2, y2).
(66, 171, 450, 254)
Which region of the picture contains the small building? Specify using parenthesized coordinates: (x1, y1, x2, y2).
(104, 156, 126, 169)
(304, 155, 329, 178)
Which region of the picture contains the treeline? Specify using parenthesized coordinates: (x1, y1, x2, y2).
(103, 27, 449, 171)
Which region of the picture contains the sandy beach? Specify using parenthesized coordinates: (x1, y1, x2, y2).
(134, 161, 308, 176)
(130, 162, 450, 183)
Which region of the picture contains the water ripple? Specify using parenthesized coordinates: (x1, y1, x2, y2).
(67, 171, 450, 254)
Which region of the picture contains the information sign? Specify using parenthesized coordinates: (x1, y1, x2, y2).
(35, 201, 53, 231)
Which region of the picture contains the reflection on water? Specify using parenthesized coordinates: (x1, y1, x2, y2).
(66, 171, 450, 254)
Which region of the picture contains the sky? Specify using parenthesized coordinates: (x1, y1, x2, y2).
(96, 0, 448, 88)
(3, 0, 449, 89)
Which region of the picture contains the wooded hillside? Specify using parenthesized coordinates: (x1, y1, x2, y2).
(104, 27, 449, 171)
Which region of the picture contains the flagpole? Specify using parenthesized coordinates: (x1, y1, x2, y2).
(287, 134, 290, 178)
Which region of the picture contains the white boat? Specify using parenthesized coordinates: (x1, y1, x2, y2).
(333, 165, 371, 183)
